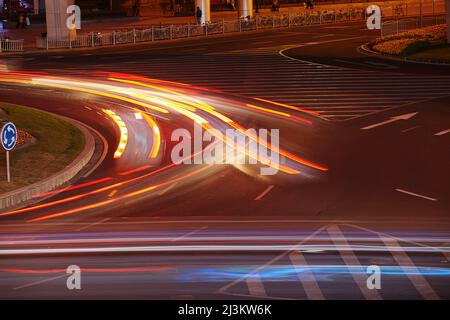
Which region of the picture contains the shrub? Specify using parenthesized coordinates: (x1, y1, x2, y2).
(370, 24, 447, 56)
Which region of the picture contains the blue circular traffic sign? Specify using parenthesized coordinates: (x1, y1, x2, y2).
(1, 122, 18, 151)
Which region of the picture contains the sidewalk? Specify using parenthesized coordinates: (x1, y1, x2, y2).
(0, 0, 429, 51)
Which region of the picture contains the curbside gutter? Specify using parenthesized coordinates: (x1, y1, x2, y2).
(358, 43, 450, 66)
(0, 115, 96, 211)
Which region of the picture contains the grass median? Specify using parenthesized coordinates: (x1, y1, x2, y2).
(0, 102, 85, 193)
(408, 45, 450, 63)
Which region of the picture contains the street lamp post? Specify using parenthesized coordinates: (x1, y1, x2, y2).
(446, 0, 450, 44)
(419, 0, 423, 27)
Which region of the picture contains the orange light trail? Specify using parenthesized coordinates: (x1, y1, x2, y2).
(254, 97, 319, 116)
(28, 165, 212, 222)
(140, 112, 161, 158)
(108, 76, 325, 173)
(30, 78, 170, 114)
(32, 177, 114, 199)
(0, 140, 218, 218)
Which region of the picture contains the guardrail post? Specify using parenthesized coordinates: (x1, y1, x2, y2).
(170, 25, 173, 39)
(222, 19, 225, 34)
(152, 26, 154, 41)
(187, 24, 190, 38)
(133, 28, 136, 43)
(46, 37, 49, 50)
(320, 12, 322, 24)
(91, 32, 94, 47)
(0, 40, 2, 53)
(256, 17, 259, 30)
(239, 18, 242, 32)
(112, 31, 116, 45)
(288, 14, 291, 28)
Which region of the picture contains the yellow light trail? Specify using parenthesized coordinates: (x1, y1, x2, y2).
(103, 109, 128, 158)
(30, 78, 170, 114)
(139, 111, 161, 159)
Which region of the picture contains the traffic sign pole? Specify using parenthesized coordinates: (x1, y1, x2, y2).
(6, 150, 10, 183)
(1, 122, 17, 183)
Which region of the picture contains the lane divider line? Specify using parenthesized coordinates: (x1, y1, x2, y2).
(395, 189, 437, 202)
(76, 217, 111, 232)
(254, 185, 274, 201)
(435, 129, 450, 136)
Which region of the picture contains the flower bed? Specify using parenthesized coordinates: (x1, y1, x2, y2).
(0, 120, 33, 148)
(370, 24, 448, 56)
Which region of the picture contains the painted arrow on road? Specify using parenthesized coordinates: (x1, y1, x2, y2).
(361, 112, 418, 130)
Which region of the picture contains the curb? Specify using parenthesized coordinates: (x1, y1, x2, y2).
(358, 43, 450, 66)
(0, 113, 96, 211)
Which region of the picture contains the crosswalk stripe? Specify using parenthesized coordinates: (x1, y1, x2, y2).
(289, 252, 325, 300)
(381, 238, 440, 300)
(327, 225, 382, 300)
(246, 275, 267, 297)
(56, 45, 450, 121)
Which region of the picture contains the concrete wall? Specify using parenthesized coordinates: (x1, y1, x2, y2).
(0, 116, 95, 211)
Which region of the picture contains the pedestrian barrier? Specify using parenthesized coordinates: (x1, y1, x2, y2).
(0, 39, 24, 52)
(35, 1, 446, 50)
(381, 14, 446, 36)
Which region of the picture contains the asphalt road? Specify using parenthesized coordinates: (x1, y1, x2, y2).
(0, 20, 449, 299)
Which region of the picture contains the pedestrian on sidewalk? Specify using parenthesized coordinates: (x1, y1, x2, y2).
(271, 0, 280, 12)
(16, 14, 25, 29)
(255, 0, 260, 13)
(25, 14, 31, 28)
(305, 0, 314, 10)
(195, 6, 202, 25)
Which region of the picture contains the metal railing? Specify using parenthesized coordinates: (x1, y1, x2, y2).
(36, 7, 369, 50)
(0, 39, 24, 52)
(35, 1, 446, 50)
(381, 14, 446, 36)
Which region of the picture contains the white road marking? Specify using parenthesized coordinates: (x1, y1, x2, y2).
(158, 182, 178, 196)
(289, 252, 324, 300)
(76, 218, 111, 232)
(327, 225, 382, 300)
(334, 59, 372, 67)
(395, 189, 437, 202)
(134, 112, 143, 120)
(312, 34, 334, 38)
(13, 274, 67, 290)
(381, 238, 440, 300)
(171, 226, 207, 242)
(246, 275, 267, 297)
(218, 225, 329, 294)
(444, 252, 450, 262)
(361, 112, 418, 130)
(401, 125, 421, 133)
(365, 61, 398, 69)
(434, 129, 450, 136)
(254, 185, 274, 201)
